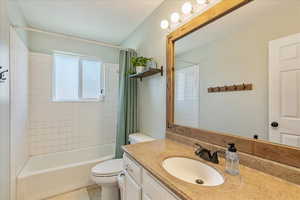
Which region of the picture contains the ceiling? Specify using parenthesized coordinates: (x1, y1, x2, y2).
(12, 0, 164, 45)
(176, 0, 300, 56)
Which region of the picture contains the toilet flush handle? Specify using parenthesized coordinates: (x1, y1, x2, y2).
(125, 164, 133, 173)
(119, 172, 125, 177)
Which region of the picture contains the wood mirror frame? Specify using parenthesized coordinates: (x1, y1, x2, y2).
(166, 0, 300, 168)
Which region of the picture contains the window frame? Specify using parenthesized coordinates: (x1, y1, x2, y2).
(52, 53, 105, 102)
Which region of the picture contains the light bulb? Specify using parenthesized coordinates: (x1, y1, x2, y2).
(182, 2, 193, 15)
(160, 20, 169, 29)
(196, 0, 207, 5)
(170, 12, 180, 23)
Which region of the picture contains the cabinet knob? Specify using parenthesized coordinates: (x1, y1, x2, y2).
(271, 121, 279, 128)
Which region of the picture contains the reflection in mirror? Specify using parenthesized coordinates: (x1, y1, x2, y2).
(174, 0, 300, 148)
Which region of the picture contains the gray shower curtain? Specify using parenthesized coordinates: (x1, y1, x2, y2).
(115, 49, 138, 158)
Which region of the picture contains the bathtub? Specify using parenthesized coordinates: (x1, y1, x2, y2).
(17, 144, 115, 200)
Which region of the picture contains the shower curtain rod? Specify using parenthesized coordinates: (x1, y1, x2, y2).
(13, 26, 124, 50)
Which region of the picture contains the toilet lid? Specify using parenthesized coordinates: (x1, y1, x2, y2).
(92, 159, 123, 177)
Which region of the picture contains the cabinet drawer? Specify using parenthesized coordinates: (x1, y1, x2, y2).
(123, 153, 142, 185)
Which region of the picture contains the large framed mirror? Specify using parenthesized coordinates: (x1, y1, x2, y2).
(166, 0, 300, 168)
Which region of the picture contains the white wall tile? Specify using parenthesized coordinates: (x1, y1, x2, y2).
(28, 53, 119, 156)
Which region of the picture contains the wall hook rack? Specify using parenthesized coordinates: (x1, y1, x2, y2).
(208, 83, 252, 93)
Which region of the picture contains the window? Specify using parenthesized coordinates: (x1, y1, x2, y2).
(53, 53, 104, 101)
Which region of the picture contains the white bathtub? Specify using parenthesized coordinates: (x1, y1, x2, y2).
(17, 144, 115, 200)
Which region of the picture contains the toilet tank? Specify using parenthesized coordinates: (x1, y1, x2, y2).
(129, 133, 154, 144)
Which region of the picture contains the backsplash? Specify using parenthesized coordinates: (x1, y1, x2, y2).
(28, 52, 119, 156)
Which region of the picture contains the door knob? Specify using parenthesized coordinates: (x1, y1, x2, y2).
(0, 66, 8, 82)
(271, 121, 279, 128)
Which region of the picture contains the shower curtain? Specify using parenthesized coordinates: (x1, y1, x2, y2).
(115, 49, 138, 158)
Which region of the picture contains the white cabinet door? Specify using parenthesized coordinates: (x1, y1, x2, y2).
(125, 171, 141, 200)
(142, 170, 179, 200)
(142, 190, 178, 200)
(269, 33, 300, 147)
(164, 190, 179, 200)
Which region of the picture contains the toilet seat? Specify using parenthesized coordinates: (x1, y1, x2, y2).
(92, 159, 123, 177)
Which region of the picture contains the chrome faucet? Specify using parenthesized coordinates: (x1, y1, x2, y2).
(194, 143, 223, 164)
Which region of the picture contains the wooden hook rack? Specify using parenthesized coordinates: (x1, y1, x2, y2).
(208, 83, 252, 93)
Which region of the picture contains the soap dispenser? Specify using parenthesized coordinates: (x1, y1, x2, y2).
(225, 143, 239, 176)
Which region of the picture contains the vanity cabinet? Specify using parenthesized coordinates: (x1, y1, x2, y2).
(123, 153, 180, 200)
(142, 170, 178, 200)
(124, 171, 142, 200)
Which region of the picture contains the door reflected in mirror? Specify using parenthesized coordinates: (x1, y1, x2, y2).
(174, 0, 300, 148)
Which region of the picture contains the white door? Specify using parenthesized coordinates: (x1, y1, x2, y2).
(269, 33, 300, 147)
(0, 0, 11, 199)
(124, 172, 141, 200)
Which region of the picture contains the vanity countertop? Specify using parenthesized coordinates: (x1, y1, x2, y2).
(123, 139, 300, 200)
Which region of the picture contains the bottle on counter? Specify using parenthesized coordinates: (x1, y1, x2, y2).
(225, 143, 239, 176)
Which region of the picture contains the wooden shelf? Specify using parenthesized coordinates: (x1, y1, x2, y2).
(129, 66, 163, 81)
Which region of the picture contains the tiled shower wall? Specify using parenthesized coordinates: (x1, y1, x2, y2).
(28, 52, 119, 156)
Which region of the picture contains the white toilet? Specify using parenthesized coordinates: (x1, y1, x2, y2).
(91, 133, 154, 200)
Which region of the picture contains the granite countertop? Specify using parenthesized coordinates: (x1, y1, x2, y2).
(123, 139, 300, 200)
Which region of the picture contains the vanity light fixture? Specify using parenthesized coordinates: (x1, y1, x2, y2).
(171, 12, 181, 23)
(160, 20, 169, 30)
(160, 0, 220, 30)
(195, 0, 209, 12)
(181, 2, 193, 15)
(196, 0, 208, 5)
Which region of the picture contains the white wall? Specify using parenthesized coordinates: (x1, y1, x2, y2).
(10, 27, 29, 200)
(28, 53, 119, 156)
(7, 0, 28, 44)
(0, 0, 11, 199)
(123, 0, 300, 140)
(121, 0, 184, 139)
(29, 31, 119, 64)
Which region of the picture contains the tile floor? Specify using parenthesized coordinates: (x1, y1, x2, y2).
(46, 186, 101, 200)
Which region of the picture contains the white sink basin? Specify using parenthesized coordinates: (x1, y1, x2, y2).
(162, 157, 224, 186)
